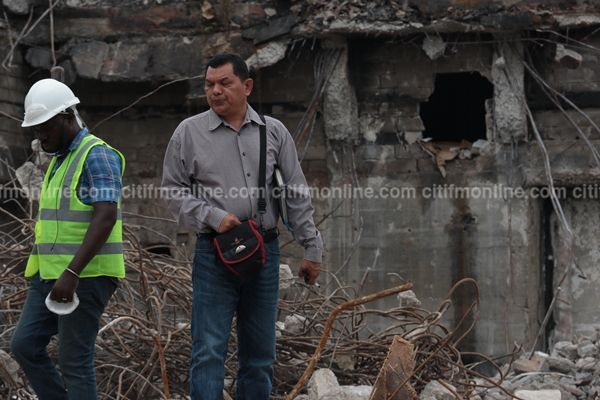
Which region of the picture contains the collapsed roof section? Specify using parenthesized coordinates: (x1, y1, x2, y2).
(4, 0, 600, 84)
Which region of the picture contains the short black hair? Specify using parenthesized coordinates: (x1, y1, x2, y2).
(205, 52, 249, 82)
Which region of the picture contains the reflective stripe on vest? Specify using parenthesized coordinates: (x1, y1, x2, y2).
(25, 134, 126, 279)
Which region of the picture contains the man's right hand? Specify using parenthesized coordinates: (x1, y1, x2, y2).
(217, 213, 241, 233)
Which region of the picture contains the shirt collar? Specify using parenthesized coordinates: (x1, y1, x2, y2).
(58, 127, 89, 158)
(208, 104, 265, 132)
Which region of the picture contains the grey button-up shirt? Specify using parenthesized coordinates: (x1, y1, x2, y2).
(162, 105, 322, 263)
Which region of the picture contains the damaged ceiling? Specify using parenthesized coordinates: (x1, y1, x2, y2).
(2, 0, 600, 84)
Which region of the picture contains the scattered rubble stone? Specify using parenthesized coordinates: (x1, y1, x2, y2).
(500, 335, 600, 400)
(419, 380, 457, 400)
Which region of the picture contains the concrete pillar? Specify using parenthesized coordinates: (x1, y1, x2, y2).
(321, 36, 359, 142)
(492, 34, 527, 143)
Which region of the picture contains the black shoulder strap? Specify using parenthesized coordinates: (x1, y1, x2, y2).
(258, 115, 267, 218)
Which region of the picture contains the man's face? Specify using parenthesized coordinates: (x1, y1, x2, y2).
(205, 63, 253, 120)
(32, 114, 68, 154)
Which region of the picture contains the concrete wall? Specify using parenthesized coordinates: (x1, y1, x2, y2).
(322, 36, 544, 359)
(0, 48, 30, 184)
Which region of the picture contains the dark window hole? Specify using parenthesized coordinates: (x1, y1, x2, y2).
(420, 72, 494, 143)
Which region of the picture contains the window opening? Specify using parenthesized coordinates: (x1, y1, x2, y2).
(420, 72, 493, 143)
(146, 245, 172, 257)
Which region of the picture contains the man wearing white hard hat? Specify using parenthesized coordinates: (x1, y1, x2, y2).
(10, 79, 126, 400)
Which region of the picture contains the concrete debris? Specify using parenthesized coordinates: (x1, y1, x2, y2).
(494, 56, 506, 70)
(470, 139, 489, 155)
(284, 314, 309, 335)
(245, 39, 289, 71)
(398, 289, 421, 308)
(0, 349, 19, 389)
(514, 389, 562, 400)
(483, 337, 600, 400)
(279, 263, 296, 289)
(15, 162, 44, 201)
(71, 41, 110, 79)
(303, 369, 372, 400)
(419, 380, 457, 400)
(308, 369, 344, 400)
(422, 36, 446, 60)
(555, 44, 583, 70)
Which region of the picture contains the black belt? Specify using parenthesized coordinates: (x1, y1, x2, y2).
(196, 227, 279, 243)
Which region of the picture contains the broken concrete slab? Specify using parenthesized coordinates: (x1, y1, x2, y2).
(245, 39, 289, 71)
(341, 385, 372, 400)
(307, 368, 344, 400)
(422, 36, 445, 60)
(71, 41, 109, 79)
(555, 44, 583, 70)
(419, 380, 456, 400)
(279, 264, 295, 290)
(514, 389, 561, 400)
(243, 14, 296, 44)
(15, 161, 44, 201)
(398, 290, 421, 308)
(546, 356, 575, 374)
(284, 314, 309, 335)
(512, 357, 548, 374)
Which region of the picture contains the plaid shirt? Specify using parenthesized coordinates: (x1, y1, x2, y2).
(50, 128, 123, 205)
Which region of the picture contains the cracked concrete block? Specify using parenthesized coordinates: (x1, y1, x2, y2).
(552, 341, 578, 361)
(577, 342, 599, 358)
(546, 356, 575, 374)
(279, 264, 295, 290)
(422, 36, 446, 60)
(71, 41, 109, 79)
(398, 290, 421, 307)
(100, 41, 150, 81)
(15, 161, 44, 201)
(514, 390, 561, 400)
(555, 44, 583, 69)
(245, 39, 288, 71)
(284, 314, 308, 335)
(307, 368, 343, 400)
(341, 385, 371, 400)
(419, 380, 456, 400)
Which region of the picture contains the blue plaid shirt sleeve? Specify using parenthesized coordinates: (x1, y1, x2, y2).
(79, 146, 123, 205)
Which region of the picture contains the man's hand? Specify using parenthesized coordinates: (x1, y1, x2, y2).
(299, 260, 321, 285)
(50, 271, 79, 303)
(218, 213, 241, 233)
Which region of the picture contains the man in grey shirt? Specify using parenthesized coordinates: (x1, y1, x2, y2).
(162, 52, 322, 399)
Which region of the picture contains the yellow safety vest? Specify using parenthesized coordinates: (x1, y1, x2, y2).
(25, 134, 126, 279)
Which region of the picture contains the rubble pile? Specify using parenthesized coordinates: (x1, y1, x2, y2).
(479, 336, 600, 400)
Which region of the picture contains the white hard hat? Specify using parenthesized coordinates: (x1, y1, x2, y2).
(22, 79, 80, 127)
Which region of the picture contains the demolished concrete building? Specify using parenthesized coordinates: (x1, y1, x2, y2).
(1, 0, 600, 368)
